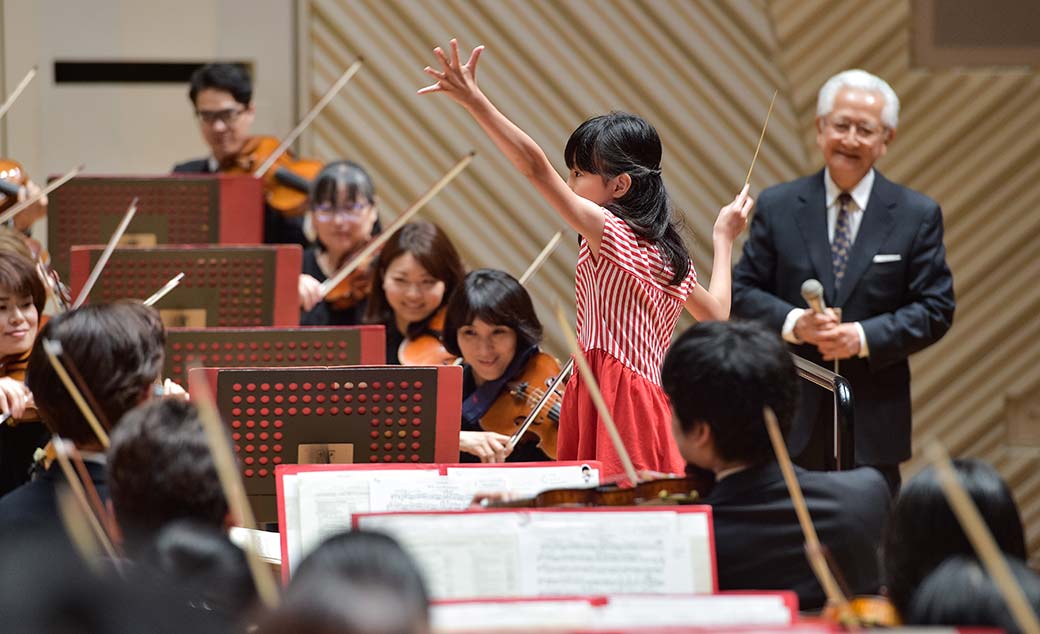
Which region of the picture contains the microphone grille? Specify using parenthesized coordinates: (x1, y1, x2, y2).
(800, 279, 823, 300)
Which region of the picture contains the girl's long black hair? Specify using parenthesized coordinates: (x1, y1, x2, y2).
(564, 111, 690, 285)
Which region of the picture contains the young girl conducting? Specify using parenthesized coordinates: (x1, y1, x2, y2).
(364, 220, 465, 365)
(442, 268, 558, 464)
(298, 161, 381, 326)
(420, 40, 753, 476)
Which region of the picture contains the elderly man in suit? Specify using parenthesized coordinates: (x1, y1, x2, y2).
(732, 70, 955, 491)
(661, 320, 890, 610)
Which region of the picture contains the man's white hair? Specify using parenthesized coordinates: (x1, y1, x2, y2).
(817, 69, 900, 129)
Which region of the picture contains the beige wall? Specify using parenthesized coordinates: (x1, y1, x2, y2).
(0, 0, 296, 243)
(299, 0, 1040, 561)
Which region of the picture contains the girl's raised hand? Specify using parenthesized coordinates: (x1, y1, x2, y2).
(713, 183, 754, 243)
(418, 38, 485, 106)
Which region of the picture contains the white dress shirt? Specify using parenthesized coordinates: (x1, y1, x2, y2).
(781, 169, 872, 357)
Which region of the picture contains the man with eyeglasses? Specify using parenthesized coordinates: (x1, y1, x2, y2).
(732, 70, 955, 493)
(173, 63, 306, 246)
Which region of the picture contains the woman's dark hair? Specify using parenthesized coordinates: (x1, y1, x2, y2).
(442, 269, 542, 357)
(108, 399, 226, 555)
(661, 320, 799, 465)
(0, 250, 46, 320)
(564, 111, 689, 285)
(262, 530, 429, 634)
(883, 458, 1027, 618)
(310, 160, 376, 208)
(188, 63, 252, 107)
(26, 302, 165, 445)
(363, 221, 464, 335)
(905, 555, 1040, 633)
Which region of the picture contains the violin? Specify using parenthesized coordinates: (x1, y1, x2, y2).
(488, 472, 714, 509)
(479, 351, 563, 459)
(397, 307, 456, 366)
(220, 135, 323, 216)
(0, 314, 48, 425)
(0, 158, 47, 231)
(321, 240, 379, 312)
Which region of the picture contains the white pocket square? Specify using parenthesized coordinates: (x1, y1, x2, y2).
(873, 254, 902, 263)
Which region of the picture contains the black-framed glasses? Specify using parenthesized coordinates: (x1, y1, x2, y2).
(195, 107, 246, 126)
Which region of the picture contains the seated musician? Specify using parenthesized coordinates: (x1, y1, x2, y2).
(260, 530, 429, 634)
(298, 161, 381, 326)
(882, 458, 1027, 619)
(442, 269, 554, 463)
(0, 251, 48, 496)
(0, 302, 165, 528)
(174, 62, 306, 246)
(660, 320, 890, 610)
(107, 399, 226, 556)
(363, 220, 464, 365)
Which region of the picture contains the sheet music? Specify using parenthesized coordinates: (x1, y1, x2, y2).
(369, 476, 474, 511)
(297, 470, 440, 555)
(359, 513, 523, 598)
(444, 463, 599, 498)
(431, 599, 595, 632)
(519, 511, 688, 595)
(677, 511, 714, 593)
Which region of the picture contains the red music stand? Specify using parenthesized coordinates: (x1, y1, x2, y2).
(69, 244, 302, 327)
(190, 365, 463, 522)
(164, 326, 386, 387)
(47, 174, 262, 279)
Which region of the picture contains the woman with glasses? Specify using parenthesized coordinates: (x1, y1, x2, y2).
(363, 221, 465, 365)
(298, 161, 381, 326)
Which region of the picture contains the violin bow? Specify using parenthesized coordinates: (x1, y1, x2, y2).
(318, 151, 476, 297)
(745, 90, 777, 188)
(187, 366, 281, 609)
(52, 436, 123, 572)
(0, 66, 37, 123)
(553, 304, 640, 486)
(142, 271, 185, 306)
(0, 163, 84, 227)
(508, 357, 572, 451)
(41, 339, 111, 448)
(925, 443, 1040, 634)
(763, 406, 853, 619)
(253, 58, 364, 178)
(71, 197, 138, 309)
(518, 231, 562, 286)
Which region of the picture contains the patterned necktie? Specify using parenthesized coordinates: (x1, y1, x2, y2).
(832, 192, 854, 289)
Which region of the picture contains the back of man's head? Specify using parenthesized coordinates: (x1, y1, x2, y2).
(108, 399, 226, 555)
(661, 320, 799, 465)
(26, 302, 165, 446)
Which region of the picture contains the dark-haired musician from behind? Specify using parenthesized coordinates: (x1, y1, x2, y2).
(661, 320, 890, 610)
(0, 302, 166, 529)
(173, 62, 306, 246)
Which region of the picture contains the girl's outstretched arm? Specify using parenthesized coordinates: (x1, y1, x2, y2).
(684, 185, 753, 321)
(419, 39, 609, 255)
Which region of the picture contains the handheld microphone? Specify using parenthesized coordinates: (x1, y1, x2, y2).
(800, 279, 827, 315)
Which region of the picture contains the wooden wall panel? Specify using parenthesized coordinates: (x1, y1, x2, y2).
(300, 0, 1040, 561)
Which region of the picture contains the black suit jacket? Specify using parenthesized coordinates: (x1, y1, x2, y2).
(0, 461, 108, 530)
(172, 157, 307, 246)
(707, 462, 890, 610)
(732, 170, 955, 464)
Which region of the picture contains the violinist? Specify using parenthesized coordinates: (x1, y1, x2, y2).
(660, 320, 890, 610)
(0, 251, 47, 496)
(173, 63, 307, 246)
(0, 160, 48, 233)
(363, 221, 464, 365)
(442, 269, 556, 463)
(298, 161, 380, 326)
(0, 302, 166, 530)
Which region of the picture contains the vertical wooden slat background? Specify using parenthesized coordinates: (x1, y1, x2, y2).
(299, 0, 1040, 561)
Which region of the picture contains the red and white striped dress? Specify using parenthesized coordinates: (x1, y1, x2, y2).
(557, 210, 697, 477)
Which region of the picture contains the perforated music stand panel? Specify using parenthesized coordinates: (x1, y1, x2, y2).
(190, 365, 463, 523)
(47, 174, 262, 280)
(164, 326, 386, 387)
(69, 244, 301, 327)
